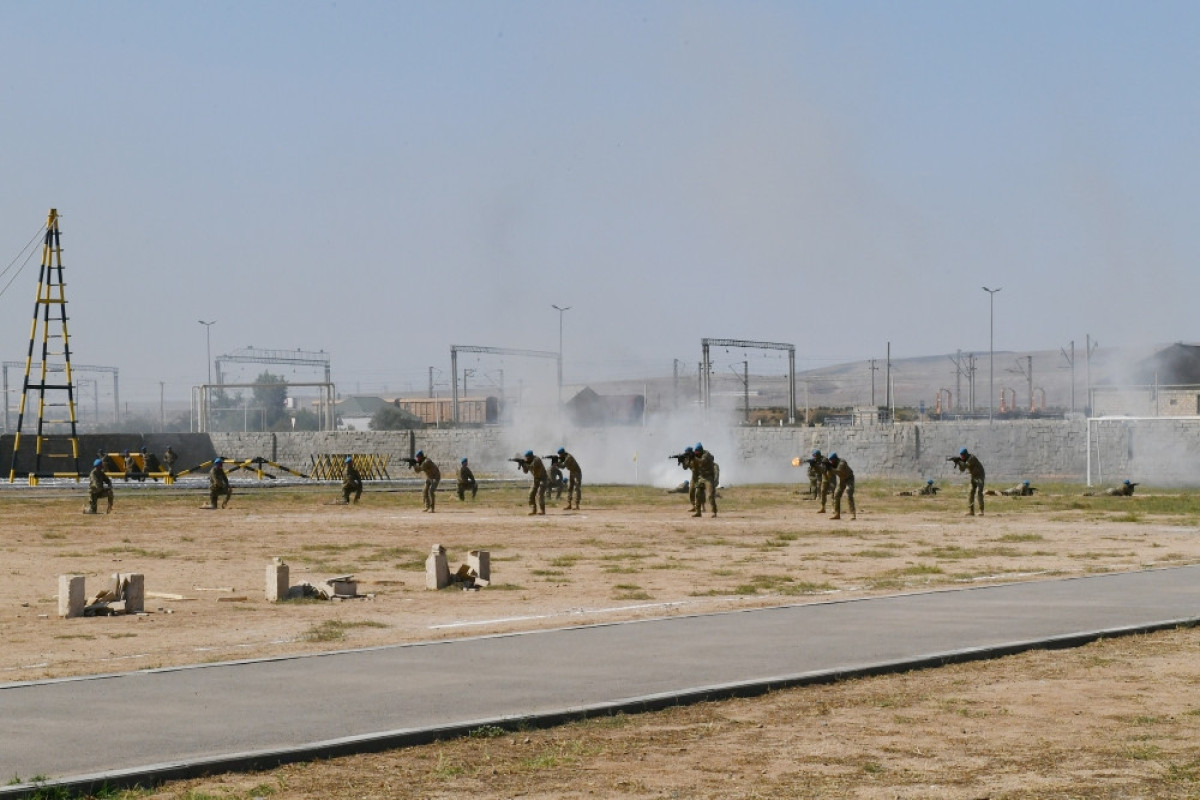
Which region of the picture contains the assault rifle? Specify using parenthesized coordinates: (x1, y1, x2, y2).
(400, 457, 418, 467)
(669, 452, 693, 467)
(946, 455, 965, 465)
(508, 457, 528, 469)
(543, 454, 562, 465)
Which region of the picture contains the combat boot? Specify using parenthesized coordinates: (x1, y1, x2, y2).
(830, 513, 841, 520)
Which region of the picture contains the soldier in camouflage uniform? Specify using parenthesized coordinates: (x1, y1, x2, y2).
(519, 450, 548, 515)
(85, 458, 114, 514)
(557, 447, 583, 510)
(341, 455, 363, 504)
(456, 457, 477, 501)
(412, 451, 441, 512)
(954, 448, 986, 516)
(1105, 480, 1137, 497)
(206, 457, 232, 509)
(691, 442, 718, 518)
(826, 453, 856, 521)
(1000, 480, 1036, 496)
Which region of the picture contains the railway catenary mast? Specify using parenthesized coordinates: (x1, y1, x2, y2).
(701, 338, 796, 424)
(450, 345, 559, 423)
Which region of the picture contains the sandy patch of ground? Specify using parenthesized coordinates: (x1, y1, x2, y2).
(3, 479, 1199, 797)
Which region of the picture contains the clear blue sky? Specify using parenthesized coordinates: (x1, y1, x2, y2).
(1, 1, 1196, 404)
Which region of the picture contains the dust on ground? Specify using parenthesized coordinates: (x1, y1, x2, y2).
(4, 479, 1200, 797)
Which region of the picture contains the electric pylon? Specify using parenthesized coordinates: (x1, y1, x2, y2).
(8, 209, 82, 484)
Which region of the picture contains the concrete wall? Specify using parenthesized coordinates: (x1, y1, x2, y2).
(207, 417, 1200, 487)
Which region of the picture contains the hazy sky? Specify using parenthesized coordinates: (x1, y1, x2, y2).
(1, 1, 1197, 405)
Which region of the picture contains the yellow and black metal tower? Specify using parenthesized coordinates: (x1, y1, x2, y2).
(8, 209, 81, 484)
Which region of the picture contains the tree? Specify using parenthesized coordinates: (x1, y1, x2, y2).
(370, 403, 421, 430)
(252, 372, 288, 430)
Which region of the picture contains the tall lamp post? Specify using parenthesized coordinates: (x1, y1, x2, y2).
(198, 320, 216, 384)
(552, 304, 571, 405)
(981, 287, 1001, 423)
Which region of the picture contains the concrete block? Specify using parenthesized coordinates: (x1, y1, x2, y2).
(468, 550, 490, 583)
(58, 574, 85, 618)
(426, 544, 450, 590)
(122, 573, 145, 613)
(266, 558, 289, 602)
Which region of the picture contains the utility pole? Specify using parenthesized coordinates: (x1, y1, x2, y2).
(982, 287, 1002, 422)
(869, 359, 878, 406)
(1061, 341, 1075, 414)
(552, 304, 571, 406)
(1085, 334, 1098, 416)
(885, 343, 891, 422)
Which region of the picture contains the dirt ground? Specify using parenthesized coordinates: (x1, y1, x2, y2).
(4, 477, 1200, 798)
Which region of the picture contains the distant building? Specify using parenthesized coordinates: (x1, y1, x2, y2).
(1092, 343, 1200, 417)
(565, 387, 645, 426)
(335, 396, 390, 431)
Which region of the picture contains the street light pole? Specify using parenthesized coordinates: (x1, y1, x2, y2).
(551, 304, 571, 405)
(981, 287, 1001, 423)
(198, 320, 216, 384)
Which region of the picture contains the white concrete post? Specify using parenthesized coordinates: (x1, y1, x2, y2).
(266, 557, 289, 602)
(426, 544, 450, 590)
(58, 574, 85, 618)
(468, 550, 490, 583)
(123, 573, 145, 613)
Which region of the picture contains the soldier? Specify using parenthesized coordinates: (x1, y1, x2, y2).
(671, 446, 697, 511)
(919, 479, 939, 496)
(456, 457, 477, 501)
(816, 452, 838, 514)
(141, 447, 163, 482)
(1001, 481, 1037, 496)
(805, 450, 824, 499)
(953, 447, 986, 516)
(341, 455, 363, 504)
(206, 456, 232, 509)
(826, 453, 856, 521)
(162, 446, 178, 477)
(1105, 480, 1138, 497)
(548, 456, 564, 500)
(122, 450, 137, 482)
(519, 450, 548, 515)
(557, 447, 582, 510)
(85, 458, 114, 514)
(692, 442, 718, 518)
(412, 450, 441, 512)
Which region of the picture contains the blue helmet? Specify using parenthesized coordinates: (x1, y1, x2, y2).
(926, 479, 934, 485)
(695, 442, 704, 451)
(461, 457, 468, 464)
(557, 447, 566, 455)
(829, 452, 838, 460)
(214, 457, 223, 465)
(1123, 479, 1131, 485)
(93, 459, 102, 467)
(1023, 480, 1030, 486)
(812, 449, 821, 457)
(416, 450, 424, 458)
(959, 448, 968, 456)
(684, 446, 693, 453)
(525, 450, 534, 458)
(344, 456, 353, 463)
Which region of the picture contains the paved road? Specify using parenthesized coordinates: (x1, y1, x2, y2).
(3, 566, 1199, 796)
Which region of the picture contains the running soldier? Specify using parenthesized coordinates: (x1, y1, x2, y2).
(692, 442, 718, 518)
(412, 451, 441, 512)
(826, 453, 856, 520)
(952, 448, 986, 516)
(557, 447, 582, 510)
(206, 457, 232, 509)
(85, 458, 114, 514)
(341, 455, 363, 504)
(456, 458, 477, 501)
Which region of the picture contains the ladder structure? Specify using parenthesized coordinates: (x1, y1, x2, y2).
(8, 209, 82, 483)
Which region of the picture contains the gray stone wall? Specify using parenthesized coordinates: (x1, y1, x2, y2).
(209, 417, 1200, 487)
